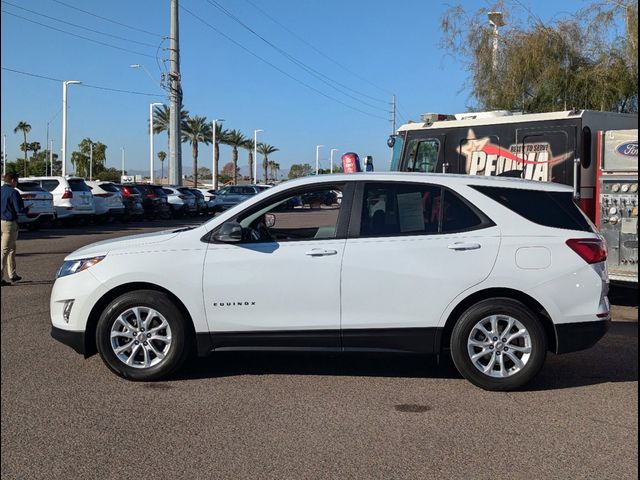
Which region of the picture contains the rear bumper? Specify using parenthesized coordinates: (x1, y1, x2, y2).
(555, 319, 611, 354)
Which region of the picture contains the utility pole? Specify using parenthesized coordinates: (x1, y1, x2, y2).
(89, 142, 93, 181)
(2, 134, 6, 177)
(391, 94, 397, 134)
(168, 0, 182, 186)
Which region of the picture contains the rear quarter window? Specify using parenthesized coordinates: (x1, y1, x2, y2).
(472, 185, 594, 232)
(68, 180, 91, 192)
(18, 182, 45, 191)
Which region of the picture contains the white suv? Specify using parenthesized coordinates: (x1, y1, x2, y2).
(50, 173, 610, 391)
(26, 176, 95, 222)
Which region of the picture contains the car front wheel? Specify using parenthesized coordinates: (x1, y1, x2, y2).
(96, 290, 190, 381)
(450, 298, 546, 391)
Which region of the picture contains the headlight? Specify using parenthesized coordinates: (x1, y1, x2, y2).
(56, 256, 105, 278)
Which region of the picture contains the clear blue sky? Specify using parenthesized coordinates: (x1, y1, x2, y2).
(1, 0, 591, 178)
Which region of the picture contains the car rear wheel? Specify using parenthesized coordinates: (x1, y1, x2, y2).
(450, 298, 546, 391)
(96, 290, 191, 381)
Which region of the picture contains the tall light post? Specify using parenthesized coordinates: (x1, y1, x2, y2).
(487, 11, 505, 72)
(121, 147, 125, 177)
(330, 148, 338, 174)
(2, 134, 6, 177)
(315, 145, 324, 175)
(130, 64, 157, 86)
(212, 118, 224, 189)
(61, 80, 82, 177)
(89, 142, 94, 181)
(253, 129, 263, 183)
(149, 102, 163, 183)
(49, 140, 53, 176)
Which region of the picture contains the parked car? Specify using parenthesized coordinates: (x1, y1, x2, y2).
(86, 181, 126, 223)
(162, 187, 197, 218)
(51, 173, 610, 391)
(26, 176, 95, 224)
(210, 185, 265, 213)
(16, 180, 55, 230)
(187, 188, 208, 215)
(113, 184, 144, 222)
(130, 184, 170, 220)
(194, 188, 217, 212)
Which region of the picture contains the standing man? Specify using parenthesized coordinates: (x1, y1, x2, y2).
(1, 172, 26, 286)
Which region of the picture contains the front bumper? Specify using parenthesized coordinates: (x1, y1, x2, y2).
(51, 325, 86, 355)
(555, 319, 611, 354)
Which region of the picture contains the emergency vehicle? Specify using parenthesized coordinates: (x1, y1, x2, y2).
(388, 110, 637, 221)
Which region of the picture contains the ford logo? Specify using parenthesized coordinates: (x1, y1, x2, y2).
(616, 141, 638, 157)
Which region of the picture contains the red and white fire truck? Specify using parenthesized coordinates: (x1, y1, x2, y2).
(388, 109, 638, 283)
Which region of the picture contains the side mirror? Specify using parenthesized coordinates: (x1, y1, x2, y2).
(387, 135, 396, 148)
(213, 221, 243, 243)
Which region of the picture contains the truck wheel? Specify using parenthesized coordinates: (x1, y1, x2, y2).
(450, 298, 546, 391)
(96, 290, 191, 381)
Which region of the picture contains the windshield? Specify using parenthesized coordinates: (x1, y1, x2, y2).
(390, 134, 405, 171)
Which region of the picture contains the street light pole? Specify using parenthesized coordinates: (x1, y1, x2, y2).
(487, 12, 505, 72)
(316, 145, 324, 175)
(253, 129, 263, 183)
(212, 119, 224, 190)
(330, 148, 338, 174)
(121, 147, 125, 177)
(89, 142, 95, 180)
(49, 140, 53, 176)
(2, 134, 6, 177)
(61, 80, 82, 177)
(149, 102, 163, 183)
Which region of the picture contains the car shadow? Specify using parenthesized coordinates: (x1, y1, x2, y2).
(168, 322, 637, 391)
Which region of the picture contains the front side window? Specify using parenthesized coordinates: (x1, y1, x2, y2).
(235, 186, 344, 242)
(404, 138, 440, 172)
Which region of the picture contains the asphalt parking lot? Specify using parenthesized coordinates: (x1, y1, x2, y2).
(1, 219, 638, 479)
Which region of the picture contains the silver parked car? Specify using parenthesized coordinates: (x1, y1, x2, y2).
(210, 185, 266, 213)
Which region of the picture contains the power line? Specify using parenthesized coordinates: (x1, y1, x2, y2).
(2, 10, 155, 59)
(50, 0, 162, 38)
(2, 1, 158, 48)
(203, 0, 389, 111)
(1, 67, 164, 97)
(180, 5, 389, 121)
(242, 0, 392, 98)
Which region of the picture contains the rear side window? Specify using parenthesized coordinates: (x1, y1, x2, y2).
(358, 182, 492, 237)
(472, 186, 593, 232)
(68, 180, 90, 192)
(18, 182, 45, 191)
(99, 183, 120, 193)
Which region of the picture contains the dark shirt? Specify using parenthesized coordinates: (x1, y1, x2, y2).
(1, 183, 25, 222)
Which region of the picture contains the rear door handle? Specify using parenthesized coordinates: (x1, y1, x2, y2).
(305, 248, 338, 257)
(448, 242, 481, 251)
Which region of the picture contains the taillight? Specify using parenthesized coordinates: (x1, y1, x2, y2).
(61, 188, 73, 199)
(566, 238, 607, 264)
(121, 187, 131, 198)
(146, 193, 157, 199)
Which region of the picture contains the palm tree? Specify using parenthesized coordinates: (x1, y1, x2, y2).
(157, 151, 167, 181)
(242, 139, 255, 184)
(14, 121, 31, 176)
(213, 123, 230, 190)
(152, 104, 189, 163)
(225, 130, 247, 185)
(181, 115, 212, 187)
(257, 143, 279, 183)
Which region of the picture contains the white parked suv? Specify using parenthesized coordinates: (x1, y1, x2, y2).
(16, 179, 55, 230)
(26, 176, 95, 222)
(50, 173, 610, 391)
(86, 181, 126, 222)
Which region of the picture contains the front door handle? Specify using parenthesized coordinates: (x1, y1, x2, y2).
(305, 248, 338, 257)
(448, 242, 481, 251)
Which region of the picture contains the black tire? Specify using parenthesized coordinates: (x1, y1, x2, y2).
(450, 298, 547, 391)
(96, 290, 191, 381)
